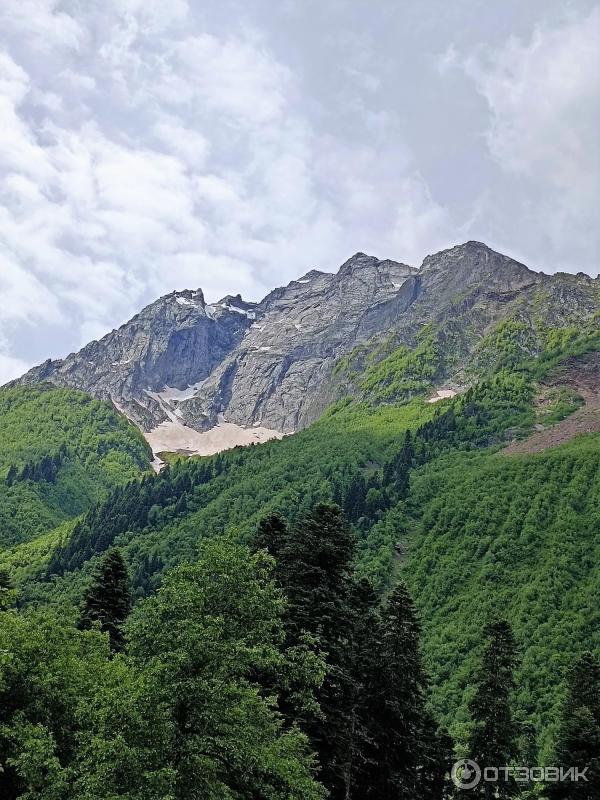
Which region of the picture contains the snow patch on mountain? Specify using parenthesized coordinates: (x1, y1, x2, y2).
(145, 418, 283, 459)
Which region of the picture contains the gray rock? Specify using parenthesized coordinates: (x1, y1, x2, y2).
(13, 289, 256, 430)
(10, 242, 599, 436)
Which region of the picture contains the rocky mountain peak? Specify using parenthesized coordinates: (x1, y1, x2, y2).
(419, 240, 539, 296)
(337, 251, 372, 270)
(172, 288, 205, 302)
(297, 269, 326, 281)
(337, 251, 414, 278)
(11, 242, 596, 458)
(216, 293, 253, 309)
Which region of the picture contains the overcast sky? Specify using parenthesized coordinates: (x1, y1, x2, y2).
(0, 0, 598, 381)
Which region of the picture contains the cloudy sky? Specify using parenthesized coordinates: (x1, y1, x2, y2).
(0, 0, 598, 381)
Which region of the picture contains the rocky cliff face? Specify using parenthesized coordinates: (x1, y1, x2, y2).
(178, 253, 419, 432)
(17, 289, 257, 430)
(12, 242, 600, 450)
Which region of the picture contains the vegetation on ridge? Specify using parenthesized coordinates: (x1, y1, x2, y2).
(0, 385, 151, 548)
(1, 307, 600, 796)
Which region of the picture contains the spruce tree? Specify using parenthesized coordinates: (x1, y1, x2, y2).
(0, 568, 17, 610)
(466, 619, 519, 799)
(357, 581, 431, 799)
(546, 652, 600, 799)
(275, 504, 356, 799)
(5, 464, 17, 486)
(252, 513, 289, 559)
(420, 716, 454, 800)
(80, 549, 131, 652)
(277, 503, 355, 647)
(344, 578, 382, 796)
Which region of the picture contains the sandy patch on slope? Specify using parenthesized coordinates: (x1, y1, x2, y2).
(502, 402, 600, 456)
(427, 389, 457, 403)
(145, 419, 284, 460)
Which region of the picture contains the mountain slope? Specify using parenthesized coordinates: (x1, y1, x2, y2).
(4, 290, 600, 761)
(14, 252, 419, 436)
(14, 242, 599, 460)
(10, 353, 598, 757)
(407, 434, 600, 757)
(0, 385, 151, 547)
(15, 289, 256, 431)
(6, 243, 600, 746)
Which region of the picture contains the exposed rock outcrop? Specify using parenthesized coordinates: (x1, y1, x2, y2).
(12, 242, 599, 450)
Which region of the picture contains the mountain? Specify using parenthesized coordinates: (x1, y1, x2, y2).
(15, 241, 599, 460)
(14, 288, 255, 431)
(3, 240, 600, 786)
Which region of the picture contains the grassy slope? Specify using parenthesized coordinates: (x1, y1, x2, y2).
(0, 385, 152, 547)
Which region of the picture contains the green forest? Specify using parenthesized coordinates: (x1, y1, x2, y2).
(1, 326, 599, 798)
(0, 386, 151, 548)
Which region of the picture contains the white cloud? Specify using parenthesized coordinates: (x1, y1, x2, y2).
(465, 10, 600, 193)
(0, 252, 61, 325)
(0, 0, 454, 374)
(390, 176, 455, 264)
(444, 8, 600, 269)
(152, 117, 210, 166)
(0, 351, 31, 385)
(168, 33, 292, 125)
(0, 0, 85, 52)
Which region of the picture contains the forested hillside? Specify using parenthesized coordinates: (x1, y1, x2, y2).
(1, 322, 599, 797)
(407, 437, 600, 757)
(0, 386, 151, 547)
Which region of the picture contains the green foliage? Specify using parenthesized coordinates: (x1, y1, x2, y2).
(5, 323, 600, 792)
(356, 582, 450, 799)
(522, 327, 600, 381)
(0, 385, 150, 475)
(545, 652, 600, 799)
(535, 387, 584, 426)
(271, 504, 357, 798)
(254, 507, 449, 799)
(0, 540, 326, 799)
(34, 398, 434, 604)
(465, 620, 520, 798)
(126, 539, 326, 799)
(0, 386, 151, 547)
(80, 549, 131, 652)
(38, 371, 534, 605)
(475, 318, 539, 373)
(360, 325, 444, 402)
(0, 524, 70, 589)
(404, 435, 600, 757)
(0, 606, 114, 799)
(0, 569, 17, 610)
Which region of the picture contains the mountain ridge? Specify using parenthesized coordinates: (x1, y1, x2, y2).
(10, 241, 600, 456)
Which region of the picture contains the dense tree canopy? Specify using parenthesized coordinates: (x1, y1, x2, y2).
(1, 325, 600, 797)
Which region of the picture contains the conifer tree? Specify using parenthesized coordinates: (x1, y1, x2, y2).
(466, 619, 519, 799)
(5, 464, 17, 486)
(276, 504, 356, 799)
(80, 549, 131, 652)
(0, 568, 17, 610)
(357, 581, 431, 798)
(253, 512, 289, 559)
(344, 474, 367, 521)
(420, 716, 454, 800)
(344, 578, 382, 796)
(546, 652, 600, 799)
(277, 503, 355, 647)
